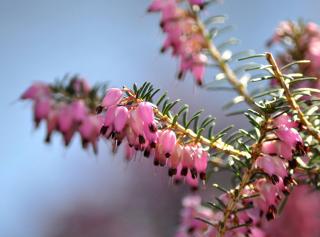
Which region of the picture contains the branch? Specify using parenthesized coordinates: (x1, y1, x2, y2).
(266, 52, 320, 143)
(189, 8, 262, 113)
(124, 87, 249, 160)
(217, 117, 270, 236)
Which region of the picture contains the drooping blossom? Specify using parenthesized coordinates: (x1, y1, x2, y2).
(21, 76, 103, 153)
(148, 0, 208, 85)
(268, 21, 320, 89)
(98, 87, 209, 189)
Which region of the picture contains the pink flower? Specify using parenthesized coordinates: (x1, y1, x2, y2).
(147, 0, 164, 12)
(148, 0, 208, 85)
(114, 106, 129, 132)
(262, 141, 293, 160)
(57, 106, 74, 133)
(34, 98, 51, 125)
(194, 150, 208, 180)
(188, 0, 204, 6)
(71, 100, 88, 122)
(275, 125, 302, 147)
(21, 83, 50, 100)
(158, 130, 177, 158)
(136, 102, 155, 125)
(255, 155, 287, 179)
(102, 88, 123, 108)
(273, 114, 298, 128)
(264, 185, 320, 237)
(45, 110, 58, 142)
(306, 37, 320, 69)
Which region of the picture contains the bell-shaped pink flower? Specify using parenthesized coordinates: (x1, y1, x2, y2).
(276, 125, 302, 147)
(104, 105, 117, 127)
(45, 111, 58, 142)
(192, 63, 205, 86)
(159, 130, 177, 157)
(194, 150, 208, 180)
(124, 143, 136, 161)
(274, 114, 298, 128)
(114, 106, 129, 132)
(21, 83, 50, 100)
(148, 0, 163, 12)
(102, 88, 123, 108)
(262, 141, 293, 160)
(129, 110, 145, 140)
(71, 100, 88, 122)
(57, 106, 73, 133)
(34, 98, 51, 124)
(136, 102, 155, 125)
(255, 155, 287, 179)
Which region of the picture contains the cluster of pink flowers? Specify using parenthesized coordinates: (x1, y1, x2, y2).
(269, 21, 320, 88)
(177, 185, 320, 237)
(148, 0, 208, 85)
(175, 114, 309, 236)
(21, 78, 102, 153)
(99, 88, 208, 189)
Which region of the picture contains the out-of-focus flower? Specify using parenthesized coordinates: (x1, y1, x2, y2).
(268, 21, 320, 89)
(21, 76, 103, 153)
(148, 0, 208, 85)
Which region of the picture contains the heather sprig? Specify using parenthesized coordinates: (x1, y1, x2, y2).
(19, 1, 320, 237)
(21, 75, 106, 153)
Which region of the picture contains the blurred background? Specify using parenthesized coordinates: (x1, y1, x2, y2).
(1, 0, 320, 236)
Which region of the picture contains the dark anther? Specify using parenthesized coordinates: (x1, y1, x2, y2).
(266, 205, 277, 221)
(259, 210, 264, 218)
(144, 149, 150, 158)
(282, 188, 290, 196)
(288, 159, 298, 169)
(168, 168, 177, 177)
(196, 80, 203, 87)
(111, 131, 116, 139)
(153, 160, 160, 166)
(200, 172, 206, 181)
(116, 140, 122, 146)
(177, 71, 183, 80)
(191, 186, 198, 192)
(165, 152, 171, 158)
(149, 123, 157, 133)
(190, 168, 198, 179)
(245, 218, 253, 224)
(187, 227, 195, 234)
(181, 167, 188, 176)
(100, 125, 108, 135)
(271, 174, 279, 184)
(96, 105, 103, 114)
(134, 145, 140, 151)
(45, 134, 51, 143)
(150, 141, 157, 148)
(283, 175, 293, 186)
(139, 135, 146, 144)
(81, 138, 89, 148)
(159, 161, 166, 167)
(295, 142, 308, 156)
